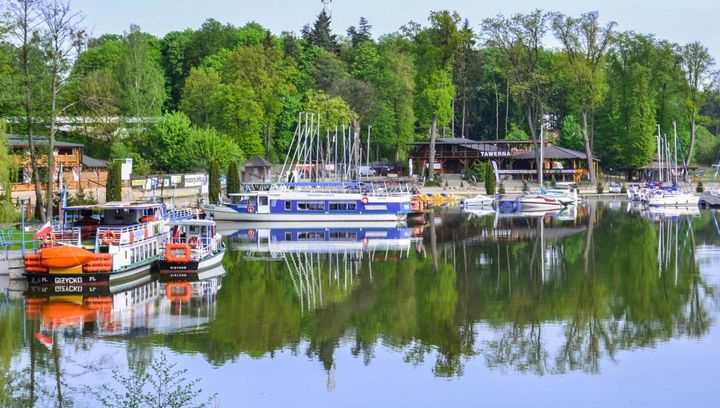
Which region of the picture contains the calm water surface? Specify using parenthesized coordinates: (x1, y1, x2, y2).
(2, 202, 720, 407)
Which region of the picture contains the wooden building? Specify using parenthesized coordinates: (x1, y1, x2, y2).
(242, 155, 273, 183)
(408, 138, 597, 182)
(8, 135, 108, 192)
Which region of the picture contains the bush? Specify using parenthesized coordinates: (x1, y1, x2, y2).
(620, 183, 627, 194)
(697, 181, 704, 193)
(596, 182, 604, 194)
(522, 180, 529, 192)
(551, 174, 557, 187)
(464, 162, 485, 183)
(498, 182, 505, 194)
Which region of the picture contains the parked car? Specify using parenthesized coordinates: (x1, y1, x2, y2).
(608, 182, 622, 193)
(358, 166, 377, 177)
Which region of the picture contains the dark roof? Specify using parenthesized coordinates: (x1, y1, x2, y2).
(82, 155, 108, 168)
(7, 134, 84, 148)
(512, 146, 598, 161)
(244, 155, 272, 168)
(410, 137, 534, 146)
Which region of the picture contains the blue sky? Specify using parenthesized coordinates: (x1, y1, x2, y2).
(73, 0, 719, 59)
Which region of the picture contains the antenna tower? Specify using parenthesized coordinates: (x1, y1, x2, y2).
(321, 0, 332, 15)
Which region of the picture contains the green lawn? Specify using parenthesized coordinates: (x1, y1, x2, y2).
(0, 227, 38, 251)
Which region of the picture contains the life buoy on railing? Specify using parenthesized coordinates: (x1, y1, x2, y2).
(165, 243, 191, 263)
(361, 196, 369, 205)
(247, 205, 255, 213)
(100, 231, 116, 245)
(188, 236, 200, 249)
(139, 215, 155, 223)
(247, 229, 256, 238)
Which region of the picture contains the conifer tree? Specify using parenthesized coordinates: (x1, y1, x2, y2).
(226, 161, 241, 194)
(485, 161, 496, 195)
(106, 161, 122, 202)
(308, 10, 338, 53)
(209, 160, 221, 204)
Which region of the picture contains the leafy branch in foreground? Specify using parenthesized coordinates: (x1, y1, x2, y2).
(92, 352, 217, 408)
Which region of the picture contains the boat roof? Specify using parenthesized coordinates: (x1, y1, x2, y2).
(170, 218, 215, 226)
(64, 202, 166, 211)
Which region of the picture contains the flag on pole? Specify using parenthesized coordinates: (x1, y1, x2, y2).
(33, 221, 52, 239)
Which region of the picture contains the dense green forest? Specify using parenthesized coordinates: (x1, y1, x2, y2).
(2, 1, 720, 179)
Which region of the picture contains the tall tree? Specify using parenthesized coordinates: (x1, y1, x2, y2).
(7, 0, 45, 220)
(40, 0, 85, 220)
(678, 41, 715, 167)
(551, 11, 616, 184)
(412, 10, 462, 180)
(483, 10, 551, 181)
(115, 25, 166, 122)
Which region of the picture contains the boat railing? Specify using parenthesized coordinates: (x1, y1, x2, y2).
(163, 235, 216, 260)
(167, 208, 196, 220)
(269, 182, 412, 197)
(45, 226, 82, 247)
(95, 221, 163, 247)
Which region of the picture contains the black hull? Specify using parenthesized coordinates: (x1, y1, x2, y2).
(25, 264, 152, 289)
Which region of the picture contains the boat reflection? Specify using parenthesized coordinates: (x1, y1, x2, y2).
(24, 264, 226, 341)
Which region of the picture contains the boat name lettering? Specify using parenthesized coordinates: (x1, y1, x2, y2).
(54, 285, 83, 293)
(54, 277, 83, 284)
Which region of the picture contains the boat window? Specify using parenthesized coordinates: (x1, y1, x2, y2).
(284, 201, 291, 211)
(297, 231, 324, 241)
(329, 231, 357, 241)
(297, 202, 325, 211)
(284, 232, 292, 241)
(329, 202, 357, 211)
(259, 196, 268, 205)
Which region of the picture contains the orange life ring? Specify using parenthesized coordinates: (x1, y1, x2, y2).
(362, 237, 369, 247)
(139, 215, 155, 223)
(247, 205, 255, 213)
(165, 243, 191, 263)
(247, 229, 256, 238)
(100, 231, 116, 245)
(188, 236, 200, 249)
(361, 196, 369, 205)
(165, 282, 192, 302)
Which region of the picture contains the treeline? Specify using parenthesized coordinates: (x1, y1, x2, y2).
(2, 2, 720, 181)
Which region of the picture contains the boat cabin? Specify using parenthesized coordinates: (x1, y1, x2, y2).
(167, 219, 220, 261)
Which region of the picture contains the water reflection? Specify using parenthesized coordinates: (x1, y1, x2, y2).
(1, 203, 720, 405)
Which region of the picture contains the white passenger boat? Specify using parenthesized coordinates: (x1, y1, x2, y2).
(23, 202, 193, 288)
(204, 182, 412, 222)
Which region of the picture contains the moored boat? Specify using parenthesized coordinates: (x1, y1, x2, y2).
(156, 218, 225, 280)
(23, 202, 192, 287)
(644, 190, 699, 207)
(461, 194, 495, 208)
(517, 195, 566, 211)
(204, 181, 412, 222)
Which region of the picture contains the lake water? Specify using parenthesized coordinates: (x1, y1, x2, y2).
(2, 202, 720, 407)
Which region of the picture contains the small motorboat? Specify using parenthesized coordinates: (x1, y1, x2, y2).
(699, 191, 720, 208)
(540, 187, 578, 205)
(461, 194, 495, 208)
(517, 195, 566, 211)
(157, 219, 225, 280)
(645, 190, 699, 207)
